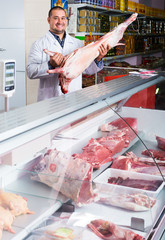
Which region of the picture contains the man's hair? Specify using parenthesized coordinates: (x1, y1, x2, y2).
(48, 6, 66, 17)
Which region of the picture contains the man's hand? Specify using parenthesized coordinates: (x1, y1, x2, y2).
(50, 52, 64, 68)
(96, 44, 111, 62)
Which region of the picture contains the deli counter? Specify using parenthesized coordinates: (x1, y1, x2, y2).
(0, 73, 165, 240)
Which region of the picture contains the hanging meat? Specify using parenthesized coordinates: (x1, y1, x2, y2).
(31, 148, 96, 205)
(0, 190, 34, 217)
(88, 219, 143, 240)
(44, 13, 138, 94)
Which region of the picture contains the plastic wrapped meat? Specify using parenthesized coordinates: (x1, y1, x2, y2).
(0, 190, 34, 217)
(0, 205, 15, 235)
(88, 219, 143, 240)
(100, 118, 138, 147)
(31, 149, 96, 205)
(45, 13, 138, 93)
(97, 192, 156, 211)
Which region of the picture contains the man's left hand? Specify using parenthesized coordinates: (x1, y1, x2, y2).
(96, 44, 111, 62)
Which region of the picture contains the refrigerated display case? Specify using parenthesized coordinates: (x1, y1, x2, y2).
(0, 73, 165, 240)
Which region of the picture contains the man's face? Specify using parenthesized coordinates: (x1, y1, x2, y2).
(48, 9, 67, 35)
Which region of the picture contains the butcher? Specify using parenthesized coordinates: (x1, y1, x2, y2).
(26, 6, 110, 101)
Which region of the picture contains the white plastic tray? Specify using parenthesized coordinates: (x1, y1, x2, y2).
(93, 168, 164, 198)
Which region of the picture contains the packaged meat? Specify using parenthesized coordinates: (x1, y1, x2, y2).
(31, 148, 96, 205)
(96, 191, 156, 211)
(45, 13, 138, 93)
(88, 219, 143, 240)
(94, 168, 164, 197)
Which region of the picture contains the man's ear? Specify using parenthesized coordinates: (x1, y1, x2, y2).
(47, 17, 50, 24)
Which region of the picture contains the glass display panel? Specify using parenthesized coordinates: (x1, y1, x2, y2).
(2, 101, 165, 240)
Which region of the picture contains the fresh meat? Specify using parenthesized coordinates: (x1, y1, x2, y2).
(101, 118, 137, 147)
(45, 13, 138, 93)
(0, 206, 15, 234)
(142, 149, 165, 161)
(107, 177, 162, 191)
(0, 190, 34, 217)
(31, 148, 96, 205)
(97, 192, 156, 211)
(73, 138, 113, 169)
(156, 136, 165, 151)
(111, 152, 165, 175)
(88, 219, 143, 240)
(73, 136, 125, 169)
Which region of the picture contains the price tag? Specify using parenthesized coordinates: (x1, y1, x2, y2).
(89, 32, 92, 37)
(92, 5, 96, 8)
(113, 56, 117, 59)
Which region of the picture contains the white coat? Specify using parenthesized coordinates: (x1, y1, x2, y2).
(27, 31, 103, 101)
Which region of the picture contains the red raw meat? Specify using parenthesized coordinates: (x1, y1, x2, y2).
(97, 136, 125, 156)
(31, 149, 96, 205)
(107, 177, 162, 191)
(111, 152, 165, 175)
(142, 149, 165, 161)
(88, 219, 143, 240)
(73, 138, 113, 169)
(101, 118, 137, 147)
(156, 136, 165, 151)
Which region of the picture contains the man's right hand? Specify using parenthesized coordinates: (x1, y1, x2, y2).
(50, 52, 64, 68)
(43, 49, 64, 68)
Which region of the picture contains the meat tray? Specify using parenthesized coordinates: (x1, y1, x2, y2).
(93, 168, 164, 198)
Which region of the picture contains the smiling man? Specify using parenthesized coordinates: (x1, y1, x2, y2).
(27, 6, 109, 101)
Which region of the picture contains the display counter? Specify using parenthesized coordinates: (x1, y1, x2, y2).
(0, 73, 165, 240)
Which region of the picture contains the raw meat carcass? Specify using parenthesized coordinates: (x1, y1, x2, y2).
(45, 13, 138, 93)
(142, 149, 165, 161)
(107, 177, 162, 191)
(0, 206, 15, 234)
(97, 192, 156, 211)
(101, 118, 137, 147)
(0, 190, 34, 216)
(31, 149, 96, 205)
(111, 152, 165, 175)
(88, 219, 143, 240)
(156, 136, 165, 151)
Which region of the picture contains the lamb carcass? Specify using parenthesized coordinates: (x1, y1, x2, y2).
(88, 219, 143, 240)
(142, 149, 165, 161)
(0, 190, 34, 216)
(45, 13, 138, 93)
(31, 148, 96, 206)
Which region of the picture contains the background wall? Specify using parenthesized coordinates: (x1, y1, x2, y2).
(0, 0, 26, 112)
(24, 0, 50, 105)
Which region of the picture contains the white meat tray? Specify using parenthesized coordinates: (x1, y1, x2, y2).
(93, 168, 164, 198)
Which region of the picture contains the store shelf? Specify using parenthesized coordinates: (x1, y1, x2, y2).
(103, 49, 165, 63)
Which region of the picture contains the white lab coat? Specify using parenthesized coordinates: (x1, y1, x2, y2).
(27, 31, 103, 101)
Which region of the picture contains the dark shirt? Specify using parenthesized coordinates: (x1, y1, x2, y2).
(49, 30, 66, 48)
